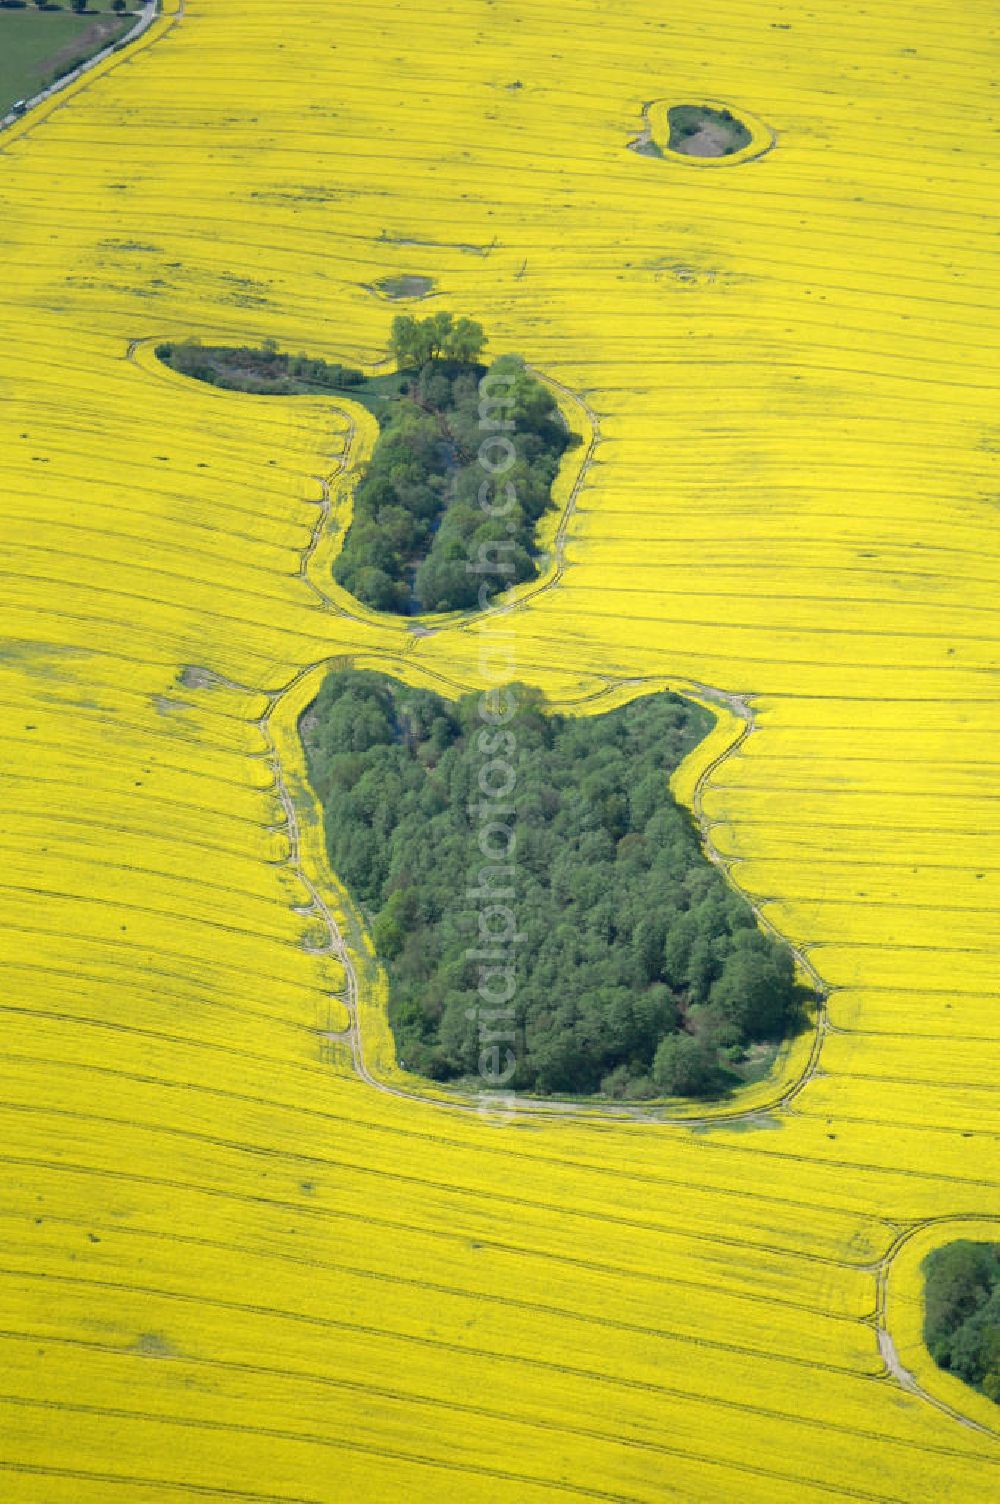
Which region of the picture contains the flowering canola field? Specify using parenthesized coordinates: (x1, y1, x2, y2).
(0, 0, 998, 1498)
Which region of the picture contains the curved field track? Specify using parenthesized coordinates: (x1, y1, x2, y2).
(0, 1, 997, 1499)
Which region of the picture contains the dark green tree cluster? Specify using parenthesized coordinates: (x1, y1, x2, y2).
(923, 1241, 1000, 1403)
(157, 320, 569, 617)
(302, 669, 807, 1098)
(389, 311, 486, 368)
(333, 349, 570, 615)
(156, 339, 363, 396)
(667, 104, 751, 156)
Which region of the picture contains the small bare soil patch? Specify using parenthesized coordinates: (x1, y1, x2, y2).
(374, 275, 434, 300)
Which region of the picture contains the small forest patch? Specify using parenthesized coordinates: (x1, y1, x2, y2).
(335, 332, 571, 615)
(159, 316, 575, 616)
(667, 104, 752, 158)
(302, 669, 812, 1099)
(923, 1240, 1000, 1403)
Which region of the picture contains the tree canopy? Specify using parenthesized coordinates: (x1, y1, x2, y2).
(302, 669, 808, 1098)
(333, 349, 570, 614)
(924, 1241, 1000, 1402)
(389, 312, 486, 368)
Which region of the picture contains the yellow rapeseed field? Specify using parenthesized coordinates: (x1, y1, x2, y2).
(0, 0, 997, 1498)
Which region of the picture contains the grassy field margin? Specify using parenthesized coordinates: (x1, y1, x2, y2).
(0, 0, 167, 128)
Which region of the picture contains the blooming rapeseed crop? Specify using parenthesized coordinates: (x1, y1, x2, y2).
(0, 0, 996, 1498)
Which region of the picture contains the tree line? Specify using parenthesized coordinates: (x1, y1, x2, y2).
(156, 338, 364, 396)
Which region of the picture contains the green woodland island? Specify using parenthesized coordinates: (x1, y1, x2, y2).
(302, 669, 810, 1098)
(923, 1241, 1000, 1403)
(158, 315, 573, 616)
